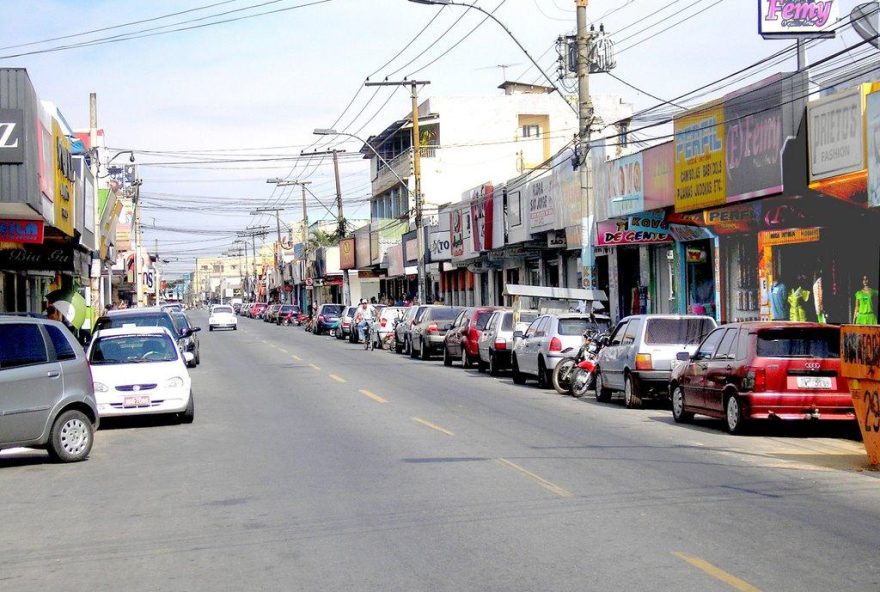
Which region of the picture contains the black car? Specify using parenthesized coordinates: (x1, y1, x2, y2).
(313, 304, 344, 336)
(172, 311, 202, 367)
(94, 307, 195, 353)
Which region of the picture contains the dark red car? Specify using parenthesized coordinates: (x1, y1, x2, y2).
(443, 306, 498, 369)
(670, 322, 856, 434)
(249, 302, 268, 319)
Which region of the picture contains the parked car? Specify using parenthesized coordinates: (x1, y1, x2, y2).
(171, 312, 201, 367)
(443, 306, 499, 369)
(477, 309, 539, 375)
(161, 303, 184, 314)
(376, 306, 405, 348)
(0, 316, 99, 462)
(87, 326, 194, 423)
(394, 305, 429, 355)
(595, 314, 717, 408)
(264, 304, 282, 323)
(208, 305, 237, 331)
(410, 306, 465, 360)
(276, 304, 300, 325)
(239, 303, 253, 317)
(94, 307, 191, 351)
(511, 313, 612, 388)
(669, 322, 855, 434)
(338, 306, 358, 341)
(249, 302, 268, 319)
(313, 304, 345, 335)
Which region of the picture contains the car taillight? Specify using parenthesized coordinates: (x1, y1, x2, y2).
(549, 337, 562, 352)
(318, 315, 325, 322)
(744, 368, 766, 392)
(494, 338, 507, 350)
(428, 322, 439, 334)
(380, 318, 387, 327)
(635, 353, 652, 370)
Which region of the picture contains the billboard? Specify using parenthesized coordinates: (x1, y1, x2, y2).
(463, 182, 494, 252)
(52, 120, 76, 236)
(867, 91, 880, 207)
(808, 86, 865, 182)
(339, 237, 356, 270)
(674, 104, 726, 212)
(758, 0, 838, 39)
(643, 142, 674, 211)
(596, 219, 672, 247)
(527, 176, 555, 233)
(607, 152, 644, 218)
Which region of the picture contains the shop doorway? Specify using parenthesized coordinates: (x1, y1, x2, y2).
(617, 247, 641, 317)
(684, 239, 715, 317)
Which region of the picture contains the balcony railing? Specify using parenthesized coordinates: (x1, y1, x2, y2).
(372, 147, 435, 194)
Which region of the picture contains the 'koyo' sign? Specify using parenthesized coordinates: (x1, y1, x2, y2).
(758, 0, 838, 38)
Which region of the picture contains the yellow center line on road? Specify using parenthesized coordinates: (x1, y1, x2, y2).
(495, 458, 572, 498)
(359, 389, 388, 404)
(412, 417, 454, 436)
(292, 355, 302, 361)
(328, 374, 346, 383)
(673, 552, 763, 592)
(309, 363, 321, 370)
(279, 348, 288, 353)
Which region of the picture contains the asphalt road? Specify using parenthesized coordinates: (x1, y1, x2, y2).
(1, 310, 879, 592)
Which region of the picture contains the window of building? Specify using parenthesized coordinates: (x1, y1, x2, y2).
(522, 124, 541, 138)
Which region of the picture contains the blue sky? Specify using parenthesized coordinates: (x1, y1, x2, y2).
(0, 0, 863, 275)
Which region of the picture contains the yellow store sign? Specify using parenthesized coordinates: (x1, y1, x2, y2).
(52, 120, 75, 237)
(674, 104, 726, 212)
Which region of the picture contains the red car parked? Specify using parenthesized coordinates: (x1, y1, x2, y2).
(443, 306, 499, 369)
(670, 322, 856, 434)
(249, 302, 268, 319)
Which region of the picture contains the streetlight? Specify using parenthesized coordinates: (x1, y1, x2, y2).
(314, 128, 428, 305)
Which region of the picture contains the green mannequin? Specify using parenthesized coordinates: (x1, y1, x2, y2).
(853, 275, 879, 325)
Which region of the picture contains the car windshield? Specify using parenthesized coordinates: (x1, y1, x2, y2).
(557, 318, 604, 336)
(756, 328, 840, 358)
(346, 307, 357, 317)
(90, 335, 178, 364)
(644, 318, 715, 345)
(323, 305, 344, 315)
(280, 306, 297, 313)
(213, 306, 234, 314)
(475, 311, 494, 330)
(96, 314, 177, 336)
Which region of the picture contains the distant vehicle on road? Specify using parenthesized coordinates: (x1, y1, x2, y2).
(0, 315, 98, 462)
(209, 305, 237, 331)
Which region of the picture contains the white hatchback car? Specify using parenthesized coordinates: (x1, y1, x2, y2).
(209, 305, 237, 331)
(87, 327, 194, 422)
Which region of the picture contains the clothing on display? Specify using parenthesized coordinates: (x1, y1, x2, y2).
(787, 286, 810, 322)
(854, 288, 878, 325)
(813, 275, 825, 324)
(770, 281, 787, 321)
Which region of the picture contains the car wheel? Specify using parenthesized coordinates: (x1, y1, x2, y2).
(461, 347, 472, 369)
(725, 394, 746, 434)
(47, 410, 93, 463)
(233, 326, 237, 331)
(187, 358, 196, 369)
(477, 358, 487, 373)
(395, 337, 403, 354)
(405, 337, 412, 356)
(489, 352, 500, 376)
(511, 355, 526, 385)
(209, 326, 214, 332)
(671, 386, 694, 423)
(537, 357, 550, 389)
(179, 392, 195, 424)
(595, 370, 611, 403)
(409, 338, 418, 359)
(420, 339, 430, 360)
(624, 374, 642, 409)
(443, 346, 452, 367)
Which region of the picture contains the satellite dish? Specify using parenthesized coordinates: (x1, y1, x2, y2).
(852, 2, 880, 49)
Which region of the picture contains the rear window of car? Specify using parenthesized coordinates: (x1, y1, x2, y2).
(475, 311, 494, 330)
(503, 311, 538, 331)
(213, 306, 234, 314)
(323, 305, 344, 315)
(756, 328, 840, 358)
(0, 323, 48, 369)
(431, 307, 462, 321)
(557, 318, 606, 336)
(280, 306, 298, 313)
(644, 318, 715, 345)
(96, 314, 177, 336)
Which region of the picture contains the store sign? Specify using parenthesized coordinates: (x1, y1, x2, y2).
(339, 237, 356, 270)
(674, 104, 726, 212)
(596, 219, 672, 246)
(703, 202, 762, 234)
(868, 92, 880, 208)
(808, 87, 864, 182)
(0, 109, 25, 164)
(547, 231, 566, 248)
(760, 226, 821, 246)
(464, 183, 494, 252)
(758, 0, 838, 38)
(669, 224, 715, 242)
(628, 210, 669, 234)
(450, 206, 468, 258)
(527, 177, 555, 233)
(52, 121, 76, 237)
(607, 152, 644, 218)
(643, 142, 675, 210)
(0, 219, 44, 244)
(725, 75, 787, 201)
(429, 211, 452, 262)
(0, 245, 79, 271)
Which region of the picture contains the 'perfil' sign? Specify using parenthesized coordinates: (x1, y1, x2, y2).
(758, 0, 838, 38)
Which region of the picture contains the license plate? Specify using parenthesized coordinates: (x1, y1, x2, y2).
(123, 395, 151, 408)
(797, 376, 832, 389)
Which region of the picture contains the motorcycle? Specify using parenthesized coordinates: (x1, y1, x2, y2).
(570, 333, 608, 398)
(551, 330, 608, 397)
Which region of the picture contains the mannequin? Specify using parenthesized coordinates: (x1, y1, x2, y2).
(770, 278, 787, 321)
(787, 275, 810, 322)
(812, 271, 825, 324)
(853, 275, 878, 325)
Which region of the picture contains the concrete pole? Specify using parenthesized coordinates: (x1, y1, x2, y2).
(88, 93, 101, 320)
(332, 150, 352, 307)
(576, 0, 597, 290)
(411, 81, 426, 305)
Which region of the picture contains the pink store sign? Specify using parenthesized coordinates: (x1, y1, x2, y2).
(595, 219, 672, 247)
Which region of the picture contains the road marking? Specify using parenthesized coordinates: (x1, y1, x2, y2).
(412, 417, 454, 436)
(292, 355, 302, 361)
(495, 458, 572, 498)
(673, 552, 762, 592)
(279, 348, 288, 353)
(309, 363, 321, 370)
(328, 373, 346, 383)
(359, 389, 388, 404)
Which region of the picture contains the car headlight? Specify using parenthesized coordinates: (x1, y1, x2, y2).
(94, 382, 109, 393)
(165, 376, 185, 388)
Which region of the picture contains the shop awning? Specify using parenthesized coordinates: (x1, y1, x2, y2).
(504, 284, 607, 302)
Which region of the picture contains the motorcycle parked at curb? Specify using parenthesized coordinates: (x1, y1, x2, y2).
(551, 330, 608, 397)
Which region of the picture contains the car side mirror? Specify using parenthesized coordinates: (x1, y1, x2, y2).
(513, 330, 524, 341)
(676, 351, 691, 362)
(191, 327, 201, 333)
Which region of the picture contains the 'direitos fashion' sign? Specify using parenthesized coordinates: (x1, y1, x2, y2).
(674, 104, 726, 212)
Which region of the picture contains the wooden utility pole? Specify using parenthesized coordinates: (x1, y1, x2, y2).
(308, 148, 349, 304)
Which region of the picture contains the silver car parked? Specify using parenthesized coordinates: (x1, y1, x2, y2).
(511, 314, 610, 388)
(477, 309, 538, 375)
(0, 316, 99, 462)
(594, 314, 717, 408)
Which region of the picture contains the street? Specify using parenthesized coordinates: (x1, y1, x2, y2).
(1, 311, 878, 592)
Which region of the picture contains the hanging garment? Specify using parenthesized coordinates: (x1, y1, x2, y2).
(770, 281, 787, 320)
(788, 287, 810, 322)
(813, 277, 825, 323)
(855, 288, 879, 325)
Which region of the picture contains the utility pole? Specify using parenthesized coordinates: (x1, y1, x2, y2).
(267, 180, 312, 312)
(308, 148, 350, 305)
(88, 93, 101, 323)
(154, 238, 160, 304)
(133, 179, 144, 306)
(239, 225, 269, 303)
(251, 206, 285, 303)
(364, 79, 430, 304)
(576, 0, 597, 290)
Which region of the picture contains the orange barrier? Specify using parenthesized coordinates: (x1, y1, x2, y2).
(841, 325, 880, 467)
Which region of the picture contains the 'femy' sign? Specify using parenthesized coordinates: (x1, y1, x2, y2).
(758, 0, 838, 38)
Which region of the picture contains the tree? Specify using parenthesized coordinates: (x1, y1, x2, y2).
(309, 229, 338, 251)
